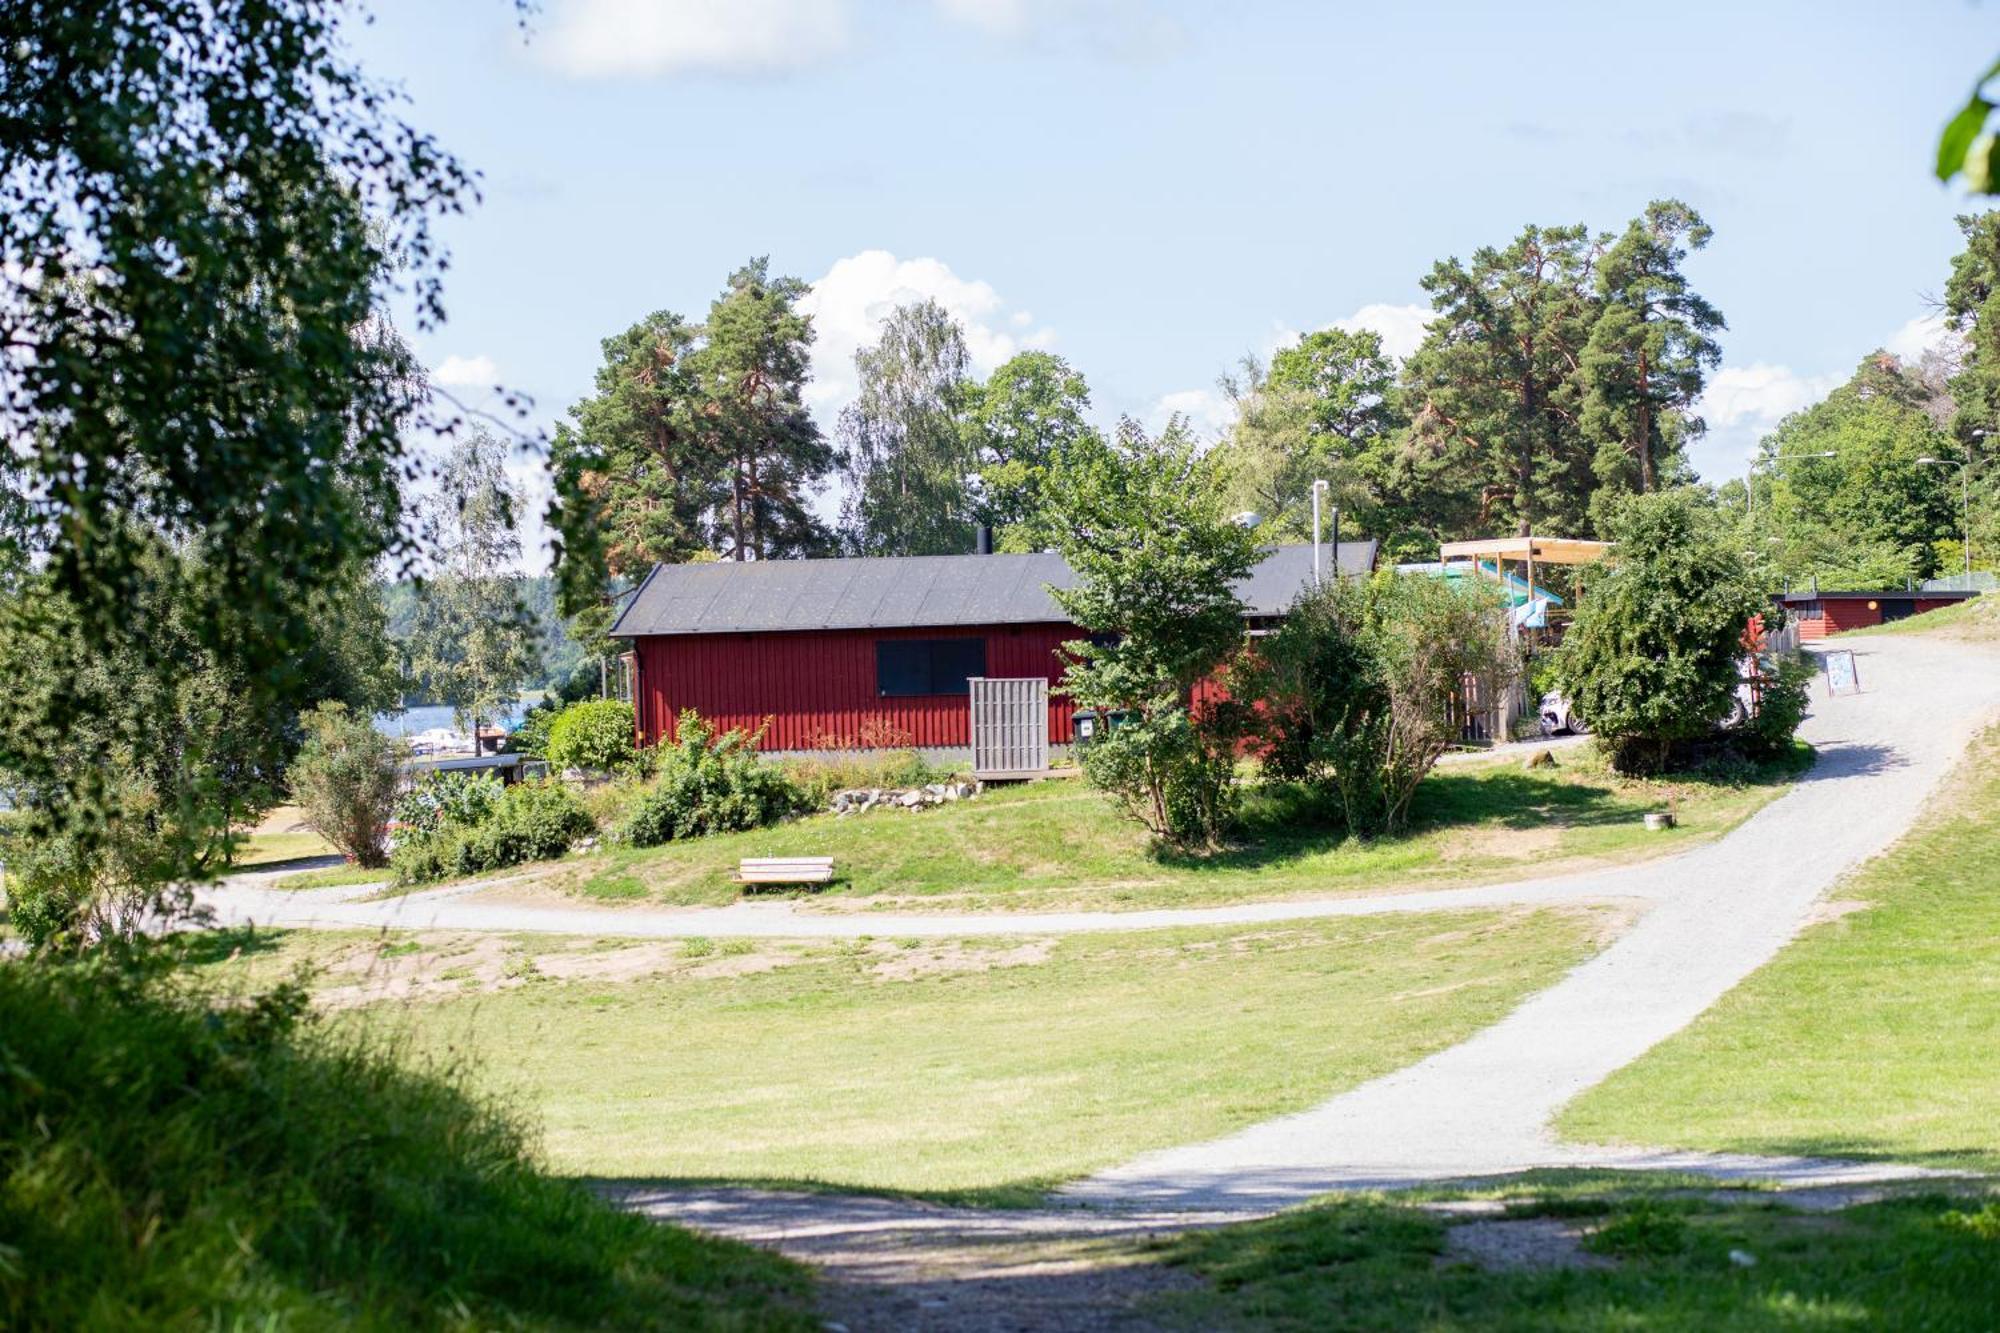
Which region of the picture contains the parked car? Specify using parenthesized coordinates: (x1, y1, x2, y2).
(1539, 691, 1588, 737)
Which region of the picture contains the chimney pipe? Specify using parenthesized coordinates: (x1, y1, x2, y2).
(975, 523, 993, 555)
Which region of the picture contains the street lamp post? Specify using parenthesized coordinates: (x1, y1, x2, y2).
(1915, 454, 1973, 578)
(1311, 479, 1331, 588)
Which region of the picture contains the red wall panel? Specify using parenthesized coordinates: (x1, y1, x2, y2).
(633, 623, 1080, 751)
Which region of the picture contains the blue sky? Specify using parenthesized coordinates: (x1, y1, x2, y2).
(357, 0, 1999, 557)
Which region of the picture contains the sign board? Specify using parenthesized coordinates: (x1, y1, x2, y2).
(1824, 649, 1861, 696)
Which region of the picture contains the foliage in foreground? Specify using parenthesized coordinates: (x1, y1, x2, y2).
(620, 713, 808, 847)
(391, 781, 595, 885)
(0, 955, 811, 1330)
(1159, 1187, 2000, 1331)
(1556, 491, 1773, 774)
(290, 703, 406, 869)
(1253, 572, 1515, 835)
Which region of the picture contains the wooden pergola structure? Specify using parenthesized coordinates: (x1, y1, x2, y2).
(1439, 536, 1614, 637)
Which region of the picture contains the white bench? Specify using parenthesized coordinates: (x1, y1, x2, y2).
(735, 856, 836, 886)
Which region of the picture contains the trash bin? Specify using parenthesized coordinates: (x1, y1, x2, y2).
(1071, 708, 1131, 750)
(1071, 709, 1101, 749)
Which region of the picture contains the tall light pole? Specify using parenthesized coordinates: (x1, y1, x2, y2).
(1916, 455, 1973, 578)
(1746, 450, 1837, 525)
(1311, 479, 1331, 588)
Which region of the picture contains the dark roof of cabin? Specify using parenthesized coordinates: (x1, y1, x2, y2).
(610, 541, 1381, 638)
(1776, 589, 1980, 602)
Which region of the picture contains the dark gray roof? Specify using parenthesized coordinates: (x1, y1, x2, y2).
(610, 541, 1380, 637)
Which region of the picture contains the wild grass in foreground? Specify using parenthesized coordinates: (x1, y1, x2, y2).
(0, 955, 813, 1330)
(1558, 725, 2000, 1171)
(1153, 1185, 2000, 1330)
(553, 745, 1805, 914)
(236, 907, 1610, 1199)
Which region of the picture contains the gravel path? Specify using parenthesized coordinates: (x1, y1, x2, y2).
(1065, 633, 2000, 1208)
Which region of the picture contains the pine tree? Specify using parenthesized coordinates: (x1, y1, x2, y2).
(1580, 200, 1724, 509)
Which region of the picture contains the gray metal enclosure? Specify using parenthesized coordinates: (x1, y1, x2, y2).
(968, 677, 1049, 779)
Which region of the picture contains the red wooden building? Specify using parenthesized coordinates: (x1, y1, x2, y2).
(1776, 588, 1978, 641)
(611, 542, 1379, 752)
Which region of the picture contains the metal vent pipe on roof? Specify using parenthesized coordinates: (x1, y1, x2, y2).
(974, 523, 993, 555)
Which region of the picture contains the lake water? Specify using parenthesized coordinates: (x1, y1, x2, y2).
(374, 699, 530, 738)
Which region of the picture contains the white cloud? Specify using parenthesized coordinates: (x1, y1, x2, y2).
(541, 0, 851, 77)
(1689, 363, 1842, 484)
(936, 0, 1029, 37)
(431, 354, 500, 389)
(1884, 312, 1952, 363)
(1329, 302, 1432, 362)
(798, 249, 1056, 417)
(1265, 302, 1434, 366)
(1147, 387, 1235, 440)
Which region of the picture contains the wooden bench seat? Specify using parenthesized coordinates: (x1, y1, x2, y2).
(735, 856, 836, 886)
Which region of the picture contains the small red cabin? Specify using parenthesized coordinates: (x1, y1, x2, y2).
(611, 543, 1379, 752)
(1776, 588, 1979, 641)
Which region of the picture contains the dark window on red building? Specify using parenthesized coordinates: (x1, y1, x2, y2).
(876, 638, 987, 696)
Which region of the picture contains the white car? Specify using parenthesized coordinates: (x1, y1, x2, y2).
(1538, 691, 1587, 737)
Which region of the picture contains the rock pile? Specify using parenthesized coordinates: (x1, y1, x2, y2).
(830, 782, 979, 815)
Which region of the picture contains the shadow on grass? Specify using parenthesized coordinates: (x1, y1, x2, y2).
(170, 925, 292, 967)
(580, 1174, 1058, 1211)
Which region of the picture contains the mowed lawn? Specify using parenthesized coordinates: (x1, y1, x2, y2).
(554, 748, 1803, 913)
(1153, 1180, 2000, 1331)
(1559, 725, 2000, 1171)
(242, 906, 1609, 1200)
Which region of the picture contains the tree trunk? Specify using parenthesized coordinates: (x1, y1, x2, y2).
(1636, 350, 1655, 493)
(732, 461, 748, 560)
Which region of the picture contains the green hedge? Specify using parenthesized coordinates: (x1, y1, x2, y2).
(392, 781, 595, 885)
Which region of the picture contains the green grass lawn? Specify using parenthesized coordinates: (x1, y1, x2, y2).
(1841, 593, 1999, 641)
(210, 906, 1608, 1201)
(553, 748, 1803, 914)
(1152, 1180, 2000, 1331)
(1557, 725, 2000, 1171)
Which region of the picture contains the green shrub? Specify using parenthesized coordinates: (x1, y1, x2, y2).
(506, 699, 559, 758)
(1078, 704, 1242, 849)
(392, 770, 503, 838)
(545, 699, 637, 773)
(780, 748, 951, 806)
(1251, 572, 1515, 836)
(1741, 654, 1814, 762)
(392, 781, 595, 885)
(1555, 491, 1768, 775)
(620, 713, 806, 847)
(289, 702, 405, 867)
(1, 788, 196, 952)
(0, 958, 811, 1329)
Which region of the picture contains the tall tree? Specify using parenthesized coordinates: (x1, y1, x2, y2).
(837, 300, 978, 555)
(1041, 416, 1259, 849)
(1215, 328, 1408, 550)
(0, 2, 473, 831)
(1581, 200, 1725, 505)
(1403, 223, 1608, 537)
(550, 311, 710, 584)
(406, 430, 537, 738)
(1751, 354, 1961, 585)
(690, 259, 834, 561)
(963, 351, 1096, 549)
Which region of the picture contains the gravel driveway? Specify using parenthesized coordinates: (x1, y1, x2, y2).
(1066, 632, 2000, 1207)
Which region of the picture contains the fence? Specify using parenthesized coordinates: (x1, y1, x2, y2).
(1452, 673, 1534, 744)
(968, 677, 1049, 779)
(1920, 571, 1999, 593)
